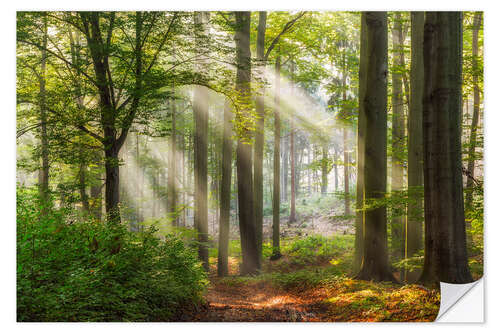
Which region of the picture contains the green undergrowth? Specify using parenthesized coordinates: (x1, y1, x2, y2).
(17, 188, 208, 322)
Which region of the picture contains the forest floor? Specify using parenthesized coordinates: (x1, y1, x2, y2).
(181, 198, 480, 322)
(184, 254, 441, 322)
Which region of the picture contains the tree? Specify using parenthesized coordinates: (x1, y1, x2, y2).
(271, 52, 282, 260)
(38, 15, 50, 203)
(234, 11, 260, 275)
(193, 11, 210, 271)
(253, 11, 306, 259)
(354, 14, 367, 274)
(218, 99, 233, 277)
(406, 11, 425, 282)
(390, 12, 406, 270)
(254, 11, 267, 262)
(355, 12, 395, 282)
(342, 55, 350, 216)
(18, 12, 181, 223)
(465, 12, 482, 209)
(289, 60, 297, 223)
(167, 87, 178, 226)
(419, 11, 473, 286)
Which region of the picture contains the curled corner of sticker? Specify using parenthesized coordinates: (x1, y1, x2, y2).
(436, 278, 484, 322)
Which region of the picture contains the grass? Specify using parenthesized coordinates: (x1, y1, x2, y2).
(208, 234, 443, 322)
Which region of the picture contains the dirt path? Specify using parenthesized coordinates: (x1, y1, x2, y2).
(189, 278, 327, 322)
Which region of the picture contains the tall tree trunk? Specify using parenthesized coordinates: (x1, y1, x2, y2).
(354, 16, 368, 274)
(289, 125, 296, 223)
(38, 15, 49, 202)
(390, 12, 405, 271)
(342, 51, 351, 216)
(282, 131, 289, 202)
(167, 91, 178, 226)
(193, 11, 210, 271)
(406, 11, 425, 283)
(254, 11, 267, 263)
(307, 146, 312, 194)
(104, 143, 121, 222)
(235, 11, 260, 275)
(419, 12, 472, 286)
(343, 128, 350, 215)
(465, 12, 482, 209)
(218, 99, 233, 277)
(355, 12, 395, 282)
(181, 116, 186, 227)
(289, 61, 296, 223)
(79, 161, 90, 212)
(272, 54, 282, 260)
(321, 145, 328, 195)
(90, 181, 102, 221)
(333, 147, 339, 191)
(135, 132, 143, 223)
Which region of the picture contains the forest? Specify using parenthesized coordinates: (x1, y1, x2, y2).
(16, 11, 483, 322)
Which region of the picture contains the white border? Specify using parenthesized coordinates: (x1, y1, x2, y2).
(3, 0, 498, 331)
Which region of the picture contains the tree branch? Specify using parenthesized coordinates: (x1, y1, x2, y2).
(264, 11, 307, 61)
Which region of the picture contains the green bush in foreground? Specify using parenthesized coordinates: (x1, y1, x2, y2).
(17, 188, 208, 322)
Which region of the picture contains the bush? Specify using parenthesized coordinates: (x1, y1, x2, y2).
(17, 188, 207, 322)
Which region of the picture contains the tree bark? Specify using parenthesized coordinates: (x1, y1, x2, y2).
(406, 11, 425, 282)
(167, 91, 178, 226)
(390, 12, 405, 271)
(289, 61, 296, 223)
(342, 50, 351, 216)
(235, 11, 260, 274)
(193, 11, 210, 271)
(79, 161, 90, 212)
(218, 99, 233, 276)
(254, 11, 267, 263)
(343, 128, 350, 215)
(355, 12, 395, 282)
(321, 145, 328, 195)
(354, 13, 367, 274)
(465, 12, 482, 209)
(419, 12, 473, 286)
(282, 130, 289, 202)
(38, 15, 49, 202)
(333, 147, 339, 191)
(271, 54, 282, 260)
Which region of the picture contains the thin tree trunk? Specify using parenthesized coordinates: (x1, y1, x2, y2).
(38, 15, 49, 202)
(235, 11, 260, 275)
(391, 12, 405, 271)
(289, 61, 296, 223)
(289, 123, 296, 223)
(307, 143, 312, 195)
(282, 131, 289, 202)
(254, 11, 267, 263)
(355, 12, 395, 282)
(167, 90, 178, 226)
(271, 53, 282, 260)
(354, 17, 368, 273)
(321, 145, 328, 195)
(343, 128, 350, 215)
(406, 11, 425, 283)
(419, 11, 472, 286)
(333, 147, 339, 192)
(218, 99, 233, 277)
(342, 50, 351, 216)
(90, 181, 102, 221)
(465, 12, 482, 209)
(193, 11, 210, 271)
(79, 161, 90, 212)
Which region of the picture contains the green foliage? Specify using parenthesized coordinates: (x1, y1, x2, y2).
(17, 187, 207, 322)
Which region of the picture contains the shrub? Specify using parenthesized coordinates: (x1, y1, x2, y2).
(17, 187, 207, 322)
